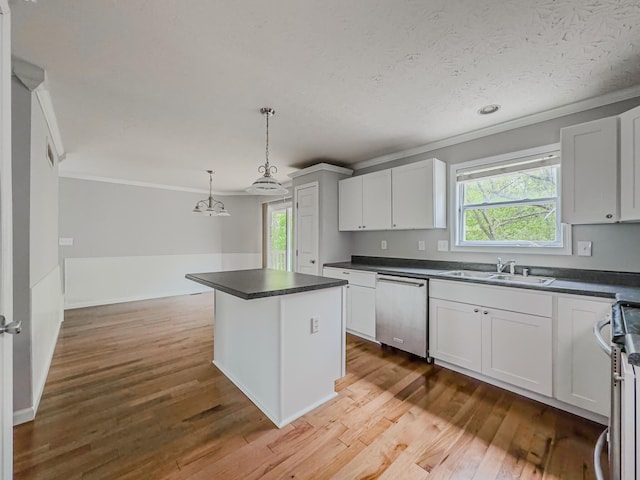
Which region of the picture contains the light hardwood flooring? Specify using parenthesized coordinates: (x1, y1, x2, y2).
(14, 293, 606, 479)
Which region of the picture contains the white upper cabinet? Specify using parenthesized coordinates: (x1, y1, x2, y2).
(620, 104, 640, 222)
(338, 176, 363, 231)
(561, 116, 619, 224)
(391, 158, 446, 229)
(339, 171, 392, 231)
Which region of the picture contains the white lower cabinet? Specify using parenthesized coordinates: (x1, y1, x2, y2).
(481, 307, 552, 396)
(429, 280, 553, 396)
(429, 298, 482, 373)
(347, 284, 376, 339)
(323, 267, 376, 341)
(555, 295, 613, 417)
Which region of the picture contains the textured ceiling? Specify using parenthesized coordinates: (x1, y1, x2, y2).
(9, 0, 640, 192)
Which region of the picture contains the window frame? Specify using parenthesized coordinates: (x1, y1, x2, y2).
(450, 143, 572, 255)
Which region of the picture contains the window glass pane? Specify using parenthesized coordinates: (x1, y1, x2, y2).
(463, 166, 558, 205)
(463, 202, 558, 243)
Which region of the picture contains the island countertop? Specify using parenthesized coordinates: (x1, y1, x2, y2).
(186, 268, 347, 300)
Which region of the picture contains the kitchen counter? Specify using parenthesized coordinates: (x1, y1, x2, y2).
(324, 256, 640, 299)
(185, 268, 345, 428)
(186, 268, 347, 300)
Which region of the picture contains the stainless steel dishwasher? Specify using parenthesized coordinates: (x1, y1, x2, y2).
(375, 274, 428, 358)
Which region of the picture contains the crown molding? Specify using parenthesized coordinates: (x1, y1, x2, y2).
(12, 56, 44, 91)
(57, 171, 254, 195)
(288, 162, 353, 179)
(354, 85, 640, 171)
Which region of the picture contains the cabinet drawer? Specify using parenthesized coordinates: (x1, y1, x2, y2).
(429, 279, 552, 317)
(323, 268, 376, 288)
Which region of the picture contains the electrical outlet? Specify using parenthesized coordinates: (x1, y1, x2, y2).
(311, 316, 320, 334)
(437, 240, 449, 252)
(577, 241, 592, 256)
(381, 240, 387, 250)
(418, 240, 425, 251)
(59, 237, 73, 246)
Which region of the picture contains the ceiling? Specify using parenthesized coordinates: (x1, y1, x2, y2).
(9, 0, 640, 193)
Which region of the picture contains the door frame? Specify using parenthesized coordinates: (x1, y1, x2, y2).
(293, 181, 319, 275)
(0, 0, 14, 478)
(265, 200, 293, 271)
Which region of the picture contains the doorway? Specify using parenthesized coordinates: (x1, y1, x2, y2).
(265, 201, 293, 271)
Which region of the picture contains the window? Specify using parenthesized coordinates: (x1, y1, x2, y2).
(453, 146, 567, 251)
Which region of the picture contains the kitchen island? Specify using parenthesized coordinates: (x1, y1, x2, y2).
(186, 269, 347, 428)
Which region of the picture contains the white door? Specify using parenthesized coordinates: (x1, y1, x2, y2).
(294, 183, 319, 275)
(0, 2, 14, 478)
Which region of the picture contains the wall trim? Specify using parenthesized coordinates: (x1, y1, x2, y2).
(288, 162, 353, 179)
(13, 407, 34, 426)
(354, 85, 640, 171)
(28, 300, 62, 424)
(64, 288, 210, 310)
(58, 171, 248, 195)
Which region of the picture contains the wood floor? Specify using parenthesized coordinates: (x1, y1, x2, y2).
(14, 293, 606, 479)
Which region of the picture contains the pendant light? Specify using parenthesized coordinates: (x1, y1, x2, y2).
(192, 170, 230, 216)
(246, 107, 288, 195)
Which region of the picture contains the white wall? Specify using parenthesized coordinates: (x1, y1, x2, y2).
(59, 178, 263, 308)
(351, 97, 640, 273)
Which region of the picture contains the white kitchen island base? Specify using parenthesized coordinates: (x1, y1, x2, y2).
(213, 286, 344, 428)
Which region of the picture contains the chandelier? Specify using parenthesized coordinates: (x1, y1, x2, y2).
(192, 170, 230, 216)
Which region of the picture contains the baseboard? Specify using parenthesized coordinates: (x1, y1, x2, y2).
(434, 359, 608, 426)
(13, 407, 35, 426)
(64, 287, 209, 310)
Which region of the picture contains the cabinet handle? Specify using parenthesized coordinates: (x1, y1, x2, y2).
(483, 310, 489, 315)
(393, 224, 397, 227)
(473, 308, 479, 313)
(362, 225, 366, 229)
(606, 214, 613, 219)
(342, 272, 350, 275)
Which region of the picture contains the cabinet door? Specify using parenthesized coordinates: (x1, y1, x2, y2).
(561, 117, 618, 224)
(481, 308, 552, 396)
(346, 285, 376, 340)
(620, 104, 640, 221)
(392, 158, 446, 229)
(362, 170, 392, 230)
(429, 298, 482, 372)
(556, 296, 612, 416)
(338, 176, 362, 231)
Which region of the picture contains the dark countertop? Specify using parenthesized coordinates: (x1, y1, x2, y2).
(186, 269, 347, 300)
(324, 256, 640, 299)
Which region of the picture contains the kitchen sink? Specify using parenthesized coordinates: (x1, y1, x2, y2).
(441, 270, 555, 286)
(440, 270, 496, 279)
(489, 274, 555, 286)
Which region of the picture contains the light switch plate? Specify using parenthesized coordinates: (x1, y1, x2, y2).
(381, 240, 387, 250)
(418, 240, 425, 251)
(437, 240, 449, 252)
(59, 237, 73, 246)
(577, 240, 592, 256)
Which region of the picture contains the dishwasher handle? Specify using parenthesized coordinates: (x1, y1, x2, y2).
(377, 276, 425, 288)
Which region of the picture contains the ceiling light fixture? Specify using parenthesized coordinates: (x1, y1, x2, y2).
(193, 170, 230, 216)
(478, 104, 501, 115)
(246, 107, 288, 195)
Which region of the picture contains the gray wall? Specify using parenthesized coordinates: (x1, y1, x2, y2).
(12, 76, 61, 411)
(11, 77, 33, 411)
(351, 97, 640, 273)
(59, 177, 262, 259)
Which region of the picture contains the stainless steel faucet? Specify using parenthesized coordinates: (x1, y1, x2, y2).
(496, 257, 505, 273)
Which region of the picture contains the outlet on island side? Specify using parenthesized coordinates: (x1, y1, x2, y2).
(418, 240, 425, 251)
(381, 240, 387, 250)
(310, 316, 320, 334)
